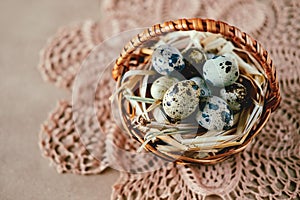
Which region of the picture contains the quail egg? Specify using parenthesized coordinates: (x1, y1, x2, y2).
(179, 48, 206, 79)
(163, 80, 200, 120)
(190, 76, 211, 97)
(220, 82, 248, 111)
(206, 53, 217, 59)
(150, 76, 179, 99)
(151, 44, 185, 75)
(184, 48, 206, 65)
(203, 55, 239, 87)
(152, 107, 169, 123)
(183, 48, 206, 66)
(196, 96, 233, 130)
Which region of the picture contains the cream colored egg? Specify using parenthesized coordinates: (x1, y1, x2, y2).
(152, 107, 169, 123)
(163, 80, 200, 120)
(220, 82, 247, 111)
(150, 76, 179, 100)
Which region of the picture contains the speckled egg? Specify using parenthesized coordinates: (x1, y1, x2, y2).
(183, 48, 206, 66)
(150, 76, 179, 99)
(179, 48, 206, 78)
(196, 96, 233, 130)
(220, 82, 248, 111)
(190, 77, 211, 97)
(206, 53, 217, 59)
(203, 55, 239, 87)
(151, 44, 185, 75)
(163, 80, 200, 120)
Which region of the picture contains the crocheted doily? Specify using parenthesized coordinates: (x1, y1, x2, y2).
(39, 0, 300, 199)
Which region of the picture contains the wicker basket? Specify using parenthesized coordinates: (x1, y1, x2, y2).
(111, 18, 280, 164)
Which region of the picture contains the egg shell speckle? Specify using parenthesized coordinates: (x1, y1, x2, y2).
(196, 96, 233, 130)
(183, 48, 206, 65)
(220, 82, 248, 111)
(190, 76, 211, 97)
(163, 80, 200, 120)
(179, 48, 207, 79)
(150, 76, 179, 99)
(152, 44, 185, 75)
(203, 55, 239, 87)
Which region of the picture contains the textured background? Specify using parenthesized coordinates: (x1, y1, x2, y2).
(0, 0, 119, 199)
(1, 0, 299, 199)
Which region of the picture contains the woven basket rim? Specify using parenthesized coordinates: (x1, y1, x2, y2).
(112, 18, 281, 164)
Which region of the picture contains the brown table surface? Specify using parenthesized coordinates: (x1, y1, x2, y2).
(0, 0, 119, 199)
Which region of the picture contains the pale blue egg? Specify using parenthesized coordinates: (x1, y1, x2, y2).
(203, 55, 239, 87)
(151, 44, 185, 75)
(196, 96, 233, 130)
(190, 76, 211, 97)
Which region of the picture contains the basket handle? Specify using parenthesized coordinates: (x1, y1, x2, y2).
(112, 18, 280, 112)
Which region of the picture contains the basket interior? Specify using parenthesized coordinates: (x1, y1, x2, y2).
(113, 31, 272, 163)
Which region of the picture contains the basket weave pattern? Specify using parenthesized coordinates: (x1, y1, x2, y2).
(112, 18, 280, 112)
(112, 18, 281, 164)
